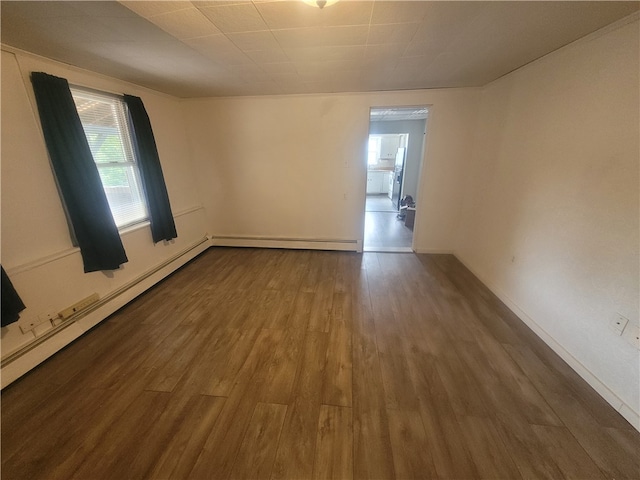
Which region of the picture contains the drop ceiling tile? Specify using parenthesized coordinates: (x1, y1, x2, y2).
(403, 42, 443, 58)
(272, 25, 369, 49)
(118, 1, 191, 19)
(295, 70, 326, 83)
(359, 63, 397, 79)
(81, 41, 151, 60)
(184, 33, 243, 55)
(255, 1, 373, 29)
(260, 62, 298, 75)
(217, 50, 256, 66)
(324, 69, 366, 82)
(2, 1, 82, 18)
(297, 80, 331, 93)
(367, 23, 420, 45)
(72, 1, 139, 18)
(198, 3, 268, 33)
(394, 54, 435, 76)
(171, 42, 226, 60)
(284, 45, 366, 63)
(364, 44, 407, 62)
(197, 1, 252, 6)
(282, 83, 316, 95)
(226, 30, 280, 51)
(133, 56, 215, 78)
(184, 34, 256, 66)
(231, 63, 267, 79)
(91, 16, 179, 43)
(410, 2, 484, 46)
(39, 17, 125, 44)
(242, 80, 284, 95)
(370, 2, 431, 25)
(148, 8, 220, 39)
(294, 59, 362, 76)
(267, 72, 302, 84)
(200, 83, 252, 96)
(335, 82, 369, 94)
(302, 78, 362, 94)
(244, 49, 290, 64)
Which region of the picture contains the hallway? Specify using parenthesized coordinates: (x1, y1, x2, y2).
(364, 195, 413, 251)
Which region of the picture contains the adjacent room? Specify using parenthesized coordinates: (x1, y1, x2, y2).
(364, 106, 428, 251)
(1, 1, 639, 478)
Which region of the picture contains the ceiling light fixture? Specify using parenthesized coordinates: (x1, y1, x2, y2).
(302, 0, 339, 9)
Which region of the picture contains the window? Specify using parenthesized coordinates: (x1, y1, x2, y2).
(71, 88, 148, 228)
(368, 135, 381, 166)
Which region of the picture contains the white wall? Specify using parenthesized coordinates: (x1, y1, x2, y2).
(456, 17, 640, 426)
(1, 47, 208, 385)
(369, 119, 427, 201)
(183, 89, 478, 253)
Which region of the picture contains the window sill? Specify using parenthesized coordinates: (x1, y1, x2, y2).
(119, 220, 150, 237)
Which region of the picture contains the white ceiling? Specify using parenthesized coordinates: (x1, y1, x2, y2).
(370, 106, 428, 122)
(2, 1, 638, 98)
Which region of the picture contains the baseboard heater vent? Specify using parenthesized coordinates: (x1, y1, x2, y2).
(1, 236, 210, 368)
(211, 235, 359, 252)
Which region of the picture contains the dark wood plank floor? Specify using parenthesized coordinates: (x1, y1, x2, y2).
(2, 248, 639, 479)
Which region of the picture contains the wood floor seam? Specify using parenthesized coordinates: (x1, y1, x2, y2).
(2, 247, 638, 480)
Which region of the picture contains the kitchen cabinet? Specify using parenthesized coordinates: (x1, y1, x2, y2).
(367, 171, 392, 194)
(384, 172, 392, 193)
(380, 135, 400, 159)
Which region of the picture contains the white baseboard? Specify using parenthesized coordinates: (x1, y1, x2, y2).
(1, 236, 211, 388)
(413, 248, 455, 254)
(453, 252, 640, 432)
(211, 235, 360, 252)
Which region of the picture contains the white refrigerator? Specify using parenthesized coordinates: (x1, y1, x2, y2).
(391, 147, 406, 210)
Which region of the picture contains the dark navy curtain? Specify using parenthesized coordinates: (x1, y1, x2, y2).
(30, 72, 128, 273)
(123, 95, 177, 243)
(1, 266, 26, 327)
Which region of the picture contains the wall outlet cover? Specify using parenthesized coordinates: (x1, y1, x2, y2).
(19, 309, 57, 334)
(19, 317, 44, 334)
(622, 324, 640, 349)
(610, 314, 629, 336)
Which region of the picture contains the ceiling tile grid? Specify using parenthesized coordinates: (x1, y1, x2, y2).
(1, 0, 638, 97)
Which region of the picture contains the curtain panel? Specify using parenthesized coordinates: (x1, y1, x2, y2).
(30, 72, 128, 272)
(1, 266, 26, 327)
(123, 95, 177, 243)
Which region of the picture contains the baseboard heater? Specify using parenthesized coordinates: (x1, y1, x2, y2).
(1, 236, 210, 369)
(211, 235, 360, 252)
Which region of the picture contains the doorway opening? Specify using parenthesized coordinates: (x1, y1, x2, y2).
(363, 106, 428, 252)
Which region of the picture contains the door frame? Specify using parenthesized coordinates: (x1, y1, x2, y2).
(361, 105, 430, 252)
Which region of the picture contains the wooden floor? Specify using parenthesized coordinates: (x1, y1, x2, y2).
(365, 194, 413, 250)
(365, 195, 397, 213)
(2, 248, 639, 480)
(364, 210, 413, 249)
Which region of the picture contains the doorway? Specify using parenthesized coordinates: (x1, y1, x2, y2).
(363, 107, 428, 252)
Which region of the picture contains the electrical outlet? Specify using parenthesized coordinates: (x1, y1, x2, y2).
(19, 310, 58, 334)
(622, 324, 640, 349)
(609, 314, 629, 336)
(20, 317, 44, 334)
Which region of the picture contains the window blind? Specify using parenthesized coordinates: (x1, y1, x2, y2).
(71, 89, 148, 228)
